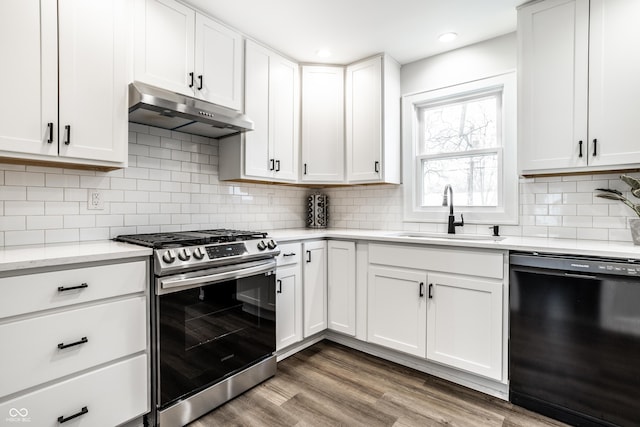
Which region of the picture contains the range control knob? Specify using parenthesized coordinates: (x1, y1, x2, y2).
(178, 248, 191, 261)
(257, 240, 267, 251)
(267, 239, 277, 250)
(162, 250, 176, 264)
(193, 247, 206, 260)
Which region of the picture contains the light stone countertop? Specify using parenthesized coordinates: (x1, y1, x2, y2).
(1, 229, 639, 273)
(269, 228, 640, 260)
(0, 240, 153, 273)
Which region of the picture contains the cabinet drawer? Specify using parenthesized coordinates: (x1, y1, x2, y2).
(0, 354, 148, 427)
(276, 242, 301, 267)
(369, 244, 504, 279)
(0, 260, 147, 320)
(0, 296, 146, 398)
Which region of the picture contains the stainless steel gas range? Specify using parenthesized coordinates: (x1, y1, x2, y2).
(115, 229, 280, 427)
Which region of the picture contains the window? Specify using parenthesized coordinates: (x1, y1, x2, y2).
(402, 73, 517, 224)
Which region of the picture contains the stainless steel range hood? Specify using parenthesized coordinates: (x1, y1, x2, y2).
(128, 81, 253, 139)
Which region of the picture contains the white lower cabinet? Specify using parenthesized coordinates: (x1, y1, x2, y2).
(0, 354, 147, 427)
(275, 243, 303, 351)
(327, 240, 356, 336)
(303, 241, 327, 338)
(367, 265, 427, 358)
(426, 273, 503, 381)
(366, 243, 505, 381)
(0, 258, 150, 425)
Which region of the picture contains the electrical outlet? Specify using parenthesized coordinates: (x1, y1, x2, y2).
(87, 189, 104, 210)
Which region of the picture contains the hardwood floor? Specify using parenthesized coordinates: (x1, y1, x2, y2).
(188, 341, 568, 427)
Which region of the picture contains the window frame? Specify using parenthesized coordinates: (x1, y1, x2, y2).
(402, 72, 518, 224)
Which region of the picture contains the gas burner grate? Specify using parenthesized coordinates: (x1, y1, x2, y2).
(114, 229, 269, 249)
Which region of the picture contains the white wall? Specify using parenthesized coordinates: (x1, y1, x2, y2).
(0, 124, 307, 247)
(401, 33, 517, 96)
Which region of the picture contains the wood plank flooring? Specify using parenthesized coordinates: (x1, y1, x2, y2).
(188, 341, 568, 427)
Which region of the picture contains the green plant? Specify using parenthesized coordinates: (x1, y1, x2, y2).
(596, 175, 640, 217)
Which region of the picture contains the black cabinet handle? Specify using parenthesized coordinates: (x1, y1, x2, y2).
(276, 279, 282, 294)
(64, 125, 70, 145)
(428, 283, 433, 299)
(197, 74, 203, 90)
(578, 140, 583, 158)
(283, 253, 296, 257)
(57, 336, 88, 350)
(374, 161, 380, 173)
(304, 163, 307, 175)
(189, 72, 194, 88)
(47, 122, 54, 144)
(269, 159, 275, 171)
(58, 283, 88, 292)
(275, 160, 280, 172)
(419, 282, 424, 297)
(58, 406, 88, 424)
(306, 250, 311, 263)
(593, 138, 597, 156)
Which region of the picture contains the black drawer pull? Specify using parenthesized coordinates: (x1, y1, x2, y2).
(57, 336, 88, 350)
(419, 282, 424, 297)
(275, 159, 280, 172)
(197, 74, 203, 90)
(306, 250, 311, 263)
(47, 122, 54, 144)
(428, 283, 434, 299)
(592, 138, 597, 156)
(64, 125, 71, 145)
(188, 72, 194, 88)
(58, 406, 88, 423)
(374, 161, 380, 173)
(578, 140, 583, 157)
(58, 283, 88, 292)
(276, 279, 282, 294)
(283, 253, 296, 257)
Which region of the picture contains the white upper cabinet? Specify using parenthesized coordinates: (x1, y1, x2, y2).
(220, 40, 299, 183)
(0, 0, 58, 158)
(58, 0, 129, 164)
(0, 0, 128, 168)
(346, 54, 401, 184)
(134, 0, 243, 110)
(519, 0, 640, 174)
(301, 66, 345, 183)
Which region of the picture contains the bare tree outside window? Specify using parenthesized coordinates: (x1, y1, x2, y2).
(418, 92, 501, 207)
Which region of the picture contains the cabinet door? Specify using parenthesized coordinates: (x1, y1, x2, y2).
(134, 0, 195, 96)
(58, 0, 128, 164)
(244, 40, 273, 179)
(276, 264, 302, 351)
(518, 0, 589, 173)
(270, 54, 299, 182)
(426, 273, 503, 381)
(346, 56, 382, 183)
(588, 0, 640, 168)
(301, 66, 345, 183)
(367, 265, 427, 358)
(303, 241, 327, 337)
(327, 241, 356, 336)
(194, 13, 243, 110)
(0, 0, 57, 157)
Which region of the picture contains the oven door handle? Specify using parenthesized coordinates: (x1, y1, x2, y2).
(158, 260, 276, 294)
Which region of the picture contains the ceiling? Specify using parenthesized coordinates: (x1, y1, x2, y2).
(187, 0, 529, 65)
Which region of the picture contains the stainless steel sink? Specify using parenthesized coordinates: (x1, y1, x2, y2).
(388, 232, 506, 241)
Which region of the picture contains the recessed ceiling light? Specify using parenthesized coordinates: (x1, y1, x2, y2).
(316, 49, 331, 58)
(438, 32, 458, 42)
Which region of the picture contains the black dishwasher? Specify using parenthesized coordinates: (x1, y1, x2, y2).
(509, 252, 640, 427)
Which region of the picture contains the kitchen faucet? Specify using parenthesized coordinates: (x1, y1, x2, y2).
(442, 184, 464, 234)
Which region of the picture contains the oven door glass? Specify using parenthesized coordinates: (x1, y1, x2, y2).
(158, 271, 275, 408)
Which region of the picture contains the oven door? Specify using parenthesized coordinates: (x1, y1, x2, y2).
(155, 259, 276, 409)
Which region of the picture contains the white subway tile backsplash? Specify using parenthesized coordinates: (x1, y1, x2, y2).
(46, 228, 79, 244)
(563, 193, 593, 205)
(0, 186, 26, 201)
(27, 216, 63, 230)
(0, 216, 26, 231)
(5, 201, 44, 216)
(27, 187, 64, 201)
(6, 171, 45, 187)
(535, 193, 562, 205)
(548, 182, 576, 193)
(5, 230, 44, 246)
(577, 228, 608, 241)
(577, 204, 609, 216)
